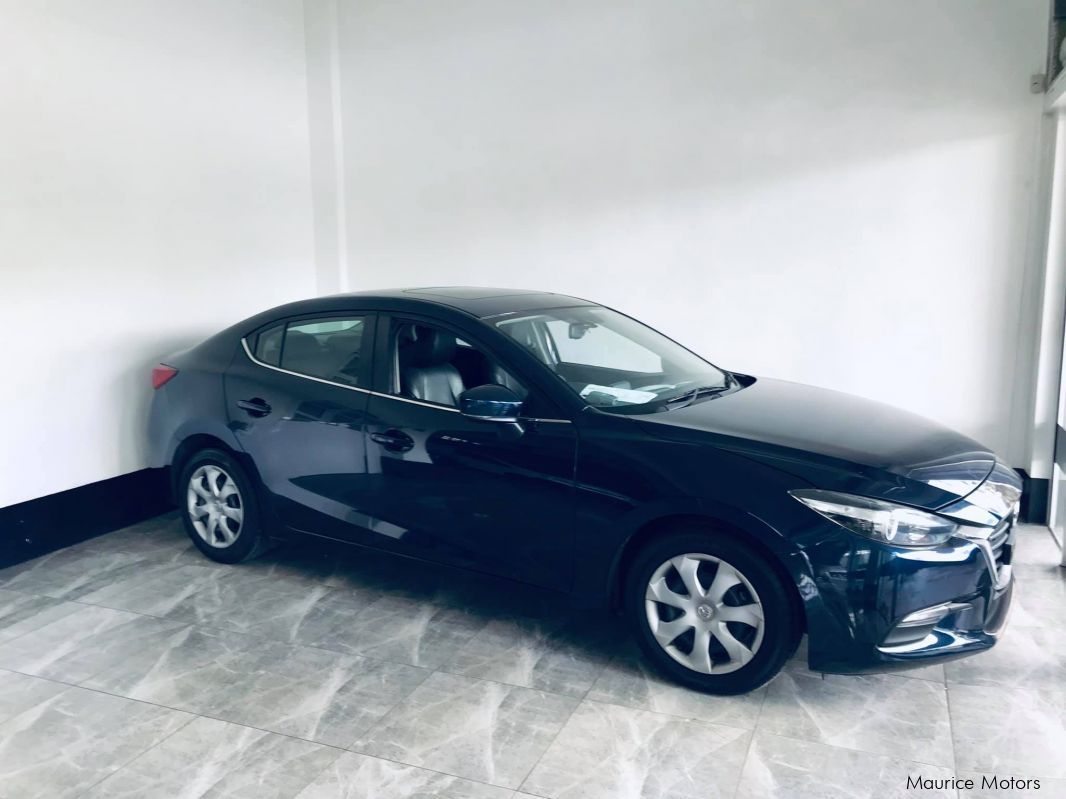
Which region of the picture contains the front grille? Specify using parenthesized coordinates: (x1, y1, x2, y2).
(957, 508, 1016, 591)
(988, 517, 1013, 565)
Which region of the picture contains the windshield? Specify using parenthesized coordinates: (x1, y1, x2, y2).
(493, 305, 730, 413)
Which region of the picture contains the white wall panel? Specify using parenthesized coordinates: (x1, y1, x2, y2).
(0, 0, 316, 506)
(319, 0, 1047, 464)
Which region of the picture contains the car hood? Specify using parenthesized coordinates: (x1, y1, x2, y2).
(636, 376, 999, 510)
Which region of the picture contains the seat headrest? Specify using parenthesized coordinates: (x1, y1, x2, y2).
(325, 330, 362, 353)
(281, 329, 321, 363)
(407, 326, 457, 367)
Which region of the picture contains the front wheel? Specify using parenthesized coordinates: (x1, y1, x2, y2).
(624, 529, 799, 694)
(179, 448, 267, 564)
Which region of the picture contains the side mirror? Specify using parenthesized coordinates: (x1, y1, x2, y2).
(458, 384, 523, 422)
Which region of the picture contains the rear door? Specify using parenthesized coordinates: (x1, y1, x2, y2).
(224, 312, 377, 540)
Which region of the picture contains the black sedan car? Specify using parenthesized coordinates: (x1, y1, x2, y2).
(148, 287, 1020, 693)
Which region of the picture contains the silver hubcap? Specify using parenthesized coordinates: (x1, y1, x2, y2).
(187, 465, 243, 548)
(644, 553, 765, 675)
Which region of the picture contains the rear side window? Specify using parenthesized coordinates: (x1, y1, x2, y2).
(252, 316, 367, 387)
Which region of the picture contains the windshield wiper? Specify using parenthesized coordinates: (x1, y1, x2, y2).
(663, 381, 733, 409)
(662, 372, 737, 409)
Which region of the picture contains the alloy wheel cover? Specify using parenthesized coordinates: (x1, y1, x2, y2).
(186, 464, 244, 548)
(644, 552, 765, 675)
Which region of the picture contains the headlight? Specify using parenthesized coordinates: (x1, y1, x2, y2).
(790, 489, 957, 547)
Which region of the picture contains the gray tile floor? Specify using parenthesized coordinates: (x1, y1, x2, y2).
(0, 515, 1062, 798)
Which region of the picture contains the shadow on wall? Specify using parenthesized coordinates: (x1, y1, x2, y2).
(120, 332, 215, 468)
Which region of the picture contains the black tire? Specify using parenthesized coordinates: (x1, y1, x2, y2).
(624, 527, 800, 694)
(178, 448, 268, 564)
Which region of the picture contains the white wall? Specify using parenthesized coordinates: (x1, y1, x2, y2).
(0, 0, 1050, 509)
(317, 0, 1048, 466)
(0, 1, 316, 507)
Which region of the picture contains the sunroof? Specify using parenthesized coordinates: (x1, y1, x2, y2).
(406, 287, 542, 299)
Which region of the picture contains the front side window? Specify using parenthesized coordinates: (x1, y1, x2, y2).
(390, 321, 526, 408)
(253, 316, 367, 387)
(494, 306, 730, 413)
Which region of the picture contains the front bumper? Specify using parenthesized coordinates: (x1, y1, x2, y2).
(802, 513, 1016, 675)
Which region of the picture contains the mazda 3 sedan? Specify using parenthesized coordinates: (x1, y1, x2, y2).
(148, 287, 1020, 693)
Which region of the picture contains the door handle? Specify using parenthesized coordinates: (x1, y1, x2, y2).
(370, 429, 415, 453)
(236, 398, 272, 417)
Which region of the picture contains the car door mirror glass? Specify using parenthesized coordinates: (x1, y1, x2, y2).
(459, 384, 524, 421)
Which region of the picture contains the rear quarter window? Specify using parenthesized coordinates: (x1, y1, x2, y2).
(253, 324, 284, 366)
(251, 316, 367, 387)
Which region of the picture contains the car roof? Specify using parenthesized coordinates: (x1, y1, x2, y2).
(327, 287, 597, 318)
(218, 287, 601, 344)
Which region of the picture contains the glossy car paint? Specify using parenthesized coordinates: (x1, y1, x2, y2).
(148, 288, 1020, 675)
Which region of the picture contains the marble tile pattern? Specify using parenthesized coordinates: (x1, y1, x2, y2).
(82, 624, 431, 748)
(758, 668, 955, 767)
(948, 682, 1066, 778)
(734, 732, 957, 799)
(82, 716, 340, 799)
(353, 671, 578, 788)
(443, 610, 624, 697)
(523, 700, 751, 799)
(0, 678, 193, 799)
(586, 642, 766, 728)
(0, 515, 1060, 798)
(294, 751, 514, 799)
(0, 588, 81, 644)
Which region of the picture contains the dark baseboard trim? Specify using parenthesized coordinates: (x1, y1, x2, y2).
(0, 469, 173, 569)
(1017, 469, 1049, 525)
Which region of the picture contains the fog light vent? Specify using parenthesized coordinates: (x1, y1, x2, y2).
(880, 602, 971, 649)
(898, 604, 955, 628)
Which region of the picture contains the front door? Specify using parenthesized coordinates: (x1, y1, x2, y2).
(359, 315, 578, 591)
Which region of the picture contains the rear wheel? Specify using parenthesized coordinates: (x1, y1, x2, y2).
(179, 448, 266, 564)
(625, 528, 799, 694)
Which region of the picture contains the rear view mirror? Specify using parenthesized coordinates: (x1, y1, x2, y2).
(458, 384, 523, 422)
